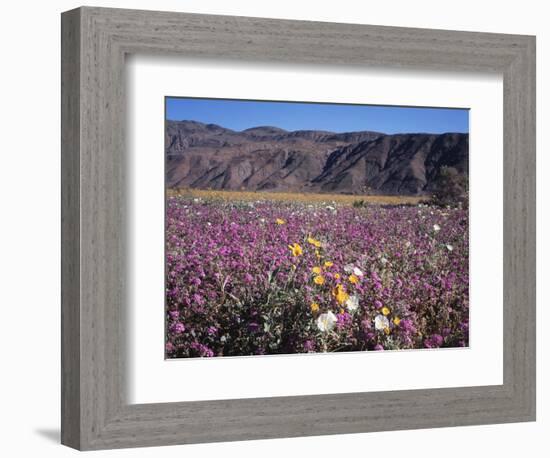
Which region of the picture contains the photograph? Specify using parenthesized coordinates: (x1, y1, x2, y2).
(164, 97, 470, 358)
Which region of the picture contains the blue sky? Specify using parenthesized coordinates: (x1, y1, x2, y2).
(166, 97, 469, 134)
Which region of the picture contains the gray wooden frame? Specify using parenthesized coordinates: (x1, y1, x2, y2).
(61, 6, 536, 451)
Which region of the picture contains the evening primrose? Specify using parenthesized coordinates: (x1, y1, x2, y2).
(345, 294, 359, 312)
(374, 314, 390, 331)
(316, 311, 337, 332)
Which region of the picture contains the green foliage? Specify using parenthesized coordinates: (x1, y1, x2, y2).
(431, 166, 468, 209)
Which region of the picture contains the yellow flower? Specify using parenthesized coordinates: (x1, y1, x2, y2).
(348, 274, 359, 285)
(393, 317, 401, 326)
(334, 273, 341, 280)
(384, 327, 391, 335)
(308, 237, 322, 248)
(291, 264, 297, 270)
(324, 261, 334, 268)
(288, 243, 303, 257)
(381, 306, 391, 316)
(313, 275, 325, 285)
(310, 302, 320, 313)
(332, 284, 349, 305)
(315, 249, 321, 259)
(276, 218, 286, 225)
(312, 266, 322, 274)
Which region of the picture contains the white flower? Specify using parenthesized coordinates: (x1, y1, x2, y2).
(374, 314, 390, 331)
(446, 244, 454, 251)
(343, 264, 355, 273)
(316, 311, 337, 332)
(259, 218, 266, 223)
(380, 257, 388, 265)
(345, 295, 360, 312)
(353, 267, 364, 277)
(433, 224, 441, 232)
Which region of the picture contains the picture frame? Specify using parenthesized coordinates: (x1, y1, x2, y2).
(61, 6, 536, 450)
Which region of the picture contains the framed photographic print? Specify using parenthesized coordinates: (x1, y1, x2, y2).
(163, 98, 470, 359)
(61, 6, 536, 450)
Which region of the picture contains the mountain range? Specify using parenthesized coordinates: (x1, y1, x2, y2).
(165, 120, 468, 196)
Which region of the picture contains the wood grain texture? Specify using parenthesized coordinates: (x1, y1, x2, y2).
(60, 7, 81, 449)
(61, 6, 536, 450)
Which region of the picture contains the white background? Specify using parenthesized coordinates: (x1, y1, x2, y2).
(129, 57, 503, 403)
(0, 0, 546, 457)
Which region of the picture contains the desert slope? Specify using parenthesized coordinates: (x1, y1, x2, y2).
(165, 120, 468, 195)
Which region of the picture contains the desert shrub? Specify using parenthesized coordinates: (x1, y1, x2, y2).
(431, 166, 468, 209)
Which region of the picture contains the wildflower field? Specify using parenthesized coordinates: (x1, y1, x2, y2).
(165, 192, 469, 358)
